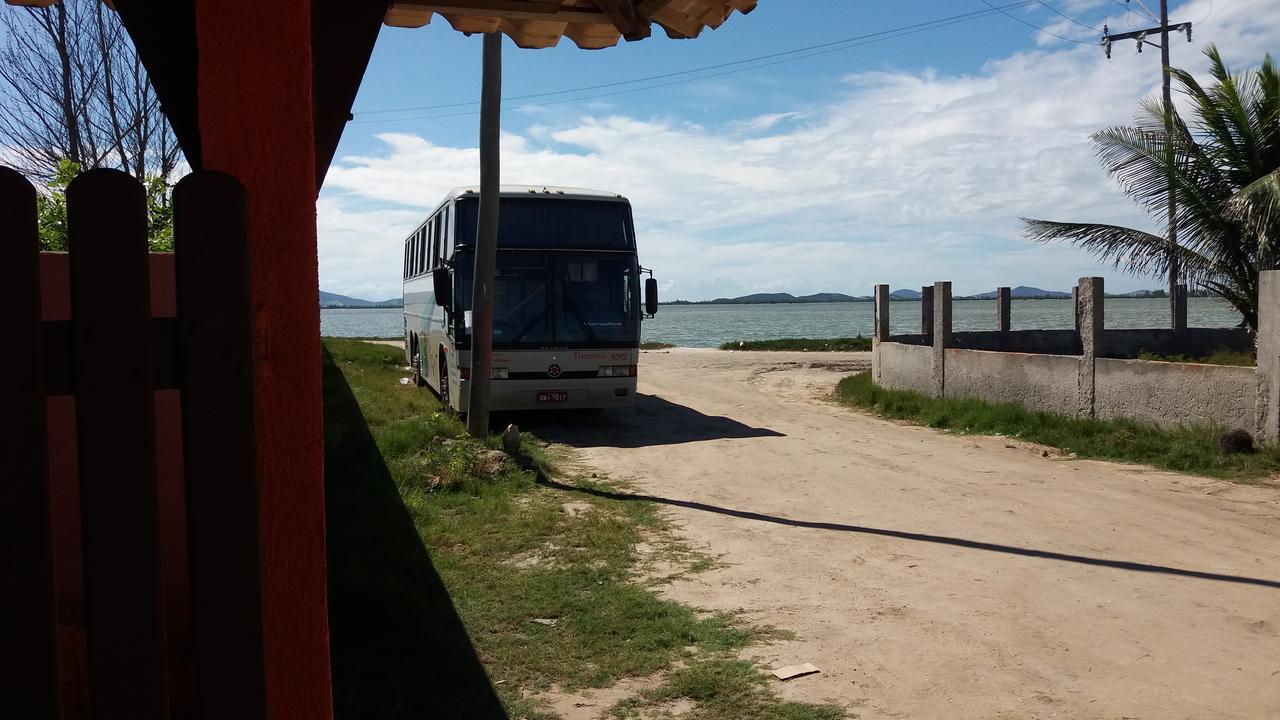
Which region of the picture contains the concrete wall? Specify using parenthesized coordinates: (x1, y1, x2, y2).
(944, 349, 1079, 415)
(1094, 358, 1257, 430)
(869, 272, 1280, 438)
(874, 341, 935, 395)
(1256, 273, 1280, 442)
(1104, 327, 1252, 358)
(950, 330, 1081, 355)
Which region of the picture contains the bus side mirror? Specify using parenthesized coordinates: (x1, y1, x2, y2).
(433, 267, 453, 310)
(645, 277, 658, 316)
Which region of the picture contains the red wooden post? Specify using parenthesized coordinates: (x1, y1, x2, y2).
(67, 169, 168, 718)
(0, 167, 58, 719)
(193, 1, 333, 716)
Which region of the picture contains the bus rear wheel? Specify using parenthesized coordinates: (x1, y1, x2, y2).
(410, 336, 426, 387)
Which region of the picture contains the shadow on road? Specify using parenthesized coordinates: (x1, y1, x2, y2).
(534, 475, 1280, 592)
(500, 392, 785, 448)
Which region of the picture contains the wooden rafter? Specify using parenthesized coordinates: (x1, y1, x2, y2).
(590, 0, 649, 41)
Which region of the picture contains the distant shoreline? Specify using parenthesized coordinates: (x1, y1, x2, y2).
(320, 304, 403, 310)
(660, 295, 1193, 306)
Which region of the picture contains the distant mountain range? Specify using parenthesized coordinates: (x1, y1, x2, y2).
(319, 290, 403, 308)
(667, 292, 869, 305)
(665, 286, 1077, 305)
(965, 286, 1071, 299)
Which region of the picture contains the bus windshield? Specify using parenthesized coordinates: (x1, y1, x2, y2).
(455, 251, 639, 348)
(454, 197, 635, 251)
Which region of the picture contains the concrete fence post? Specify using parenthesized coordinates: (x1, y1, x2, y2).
(921, 285, 934, 344)
(1076, 277, 1104, 418)
(1174, 284, 1188, 334)
(932, 281, 952, 398)
(1257, 271, 1280, 443)
(874, 284, 890, 341)
(996, 286, 1012, 339)
(1071, 287, 1080, 332)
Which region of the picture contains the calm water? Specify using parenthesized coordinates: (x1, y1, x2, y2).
(320, 297, 1243, 348)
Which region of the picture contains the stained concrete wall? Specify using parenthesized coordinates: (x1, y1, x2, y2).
(875, 341, 935, 395)
(944, 349, 1078, 414)
(1093, 358, 1257, 430)
(1104, 327, 1252, 358)
(950, 330, 1081, 355)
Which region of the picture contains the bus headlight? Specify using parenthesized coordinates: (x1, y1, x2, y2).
(492, 367, 509, 379)
(597, 365, 636, 377)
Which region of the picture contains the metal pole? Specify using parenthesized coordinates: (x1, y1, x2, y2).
(1160, 0, 1180, 330)
(467, 32, 501, 437)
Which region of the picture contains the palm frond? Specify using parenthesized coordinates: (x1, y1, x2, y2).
(1020, 218, 1215, 282)
(1227, 170, 1280, 268)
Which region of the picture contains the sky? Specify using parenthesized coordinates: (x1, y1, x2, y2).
(318, 0, 1278, 302)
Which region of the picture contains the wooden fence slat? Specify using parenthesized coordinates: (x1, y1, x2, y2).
(173, 171, 267, 719)
(0, 167, 58, 718)
(67, 169, 169, 719)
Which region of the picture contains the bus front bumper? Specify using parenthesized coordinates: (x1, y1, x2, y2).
(458, 377, 638, 411)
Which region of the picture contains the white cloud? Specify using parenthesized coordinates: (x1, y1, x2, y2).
(318, 0, 1278, 300)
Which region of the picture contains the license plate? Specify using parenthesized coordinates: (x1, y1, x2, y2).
(537, 391, 568, 402)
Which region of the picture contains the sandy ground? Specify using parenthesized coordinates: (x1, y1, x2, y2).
(524, 347, 1280, 720)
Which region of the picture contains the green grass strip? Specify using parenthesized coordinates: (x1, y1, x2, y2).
(720, 336, 872, 352)
(835, 372, 1280, 482)
(1135, 348, 1255, 367)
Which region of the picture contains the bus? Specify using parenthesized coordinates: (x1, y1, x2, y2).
(402, 185, 658, 413)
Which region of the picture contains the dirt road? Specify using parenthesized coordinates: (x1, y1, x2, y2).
(533, 348, 1280, 719)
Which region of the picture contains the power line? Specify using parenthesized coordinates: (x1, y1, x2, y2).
(353, 0, 1043, 120)
(980, 0, 1099, 44)
(1034, 0, 1101, 32)
(1110, 0, 1158, 25)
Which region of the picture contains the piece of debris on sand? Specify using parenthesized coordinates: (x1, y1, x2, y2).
(771, 663, 821, 681)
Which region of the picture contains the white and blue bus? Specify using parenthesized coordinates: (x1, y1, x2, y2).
(402, 186, 658, 413)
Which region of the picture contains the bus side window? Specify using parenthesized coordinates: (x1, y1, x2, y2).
(427, 217, 437, 270)
(417, 227, 427, 276)
(403, 241, 409, 279)
(432, 214, 442, 268)
(442, 204, 452, 261)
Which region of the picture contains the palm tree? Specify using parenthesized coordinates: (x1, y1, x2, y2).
(1022, 46, 1280, 332)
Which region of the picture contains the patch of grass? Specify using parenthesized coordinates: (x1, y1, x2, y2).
(641, 341, 678, 349)
(720, 337, 872, 352)
(321, 334, 402, 341)
(610, 659, 845, 720)
(836, 371, 1280, 481)
(324, 339, 842, 718)
(1135, 348, 1256, 367)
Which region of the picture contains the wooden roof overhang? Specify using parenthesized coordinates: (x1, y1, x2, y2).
(2, 0, 757, 182)
(385, 0, 757, 49)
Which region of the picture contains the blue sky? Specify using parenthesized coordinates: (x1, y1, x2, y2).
(318, 0, 1276, 301)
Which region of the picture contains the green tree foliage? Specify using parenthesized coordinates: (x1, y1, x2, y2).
(37, 159, 175, 252)
(1023, 47, 1280, 332)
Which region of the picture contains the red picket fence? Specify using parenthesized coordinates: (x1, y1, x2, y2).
(1, 167, 267, 719)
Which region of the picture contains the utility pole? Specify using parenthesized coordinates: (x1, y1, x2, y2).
(467, 31, 501, 437)
(1101, 0, 1191, 330)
